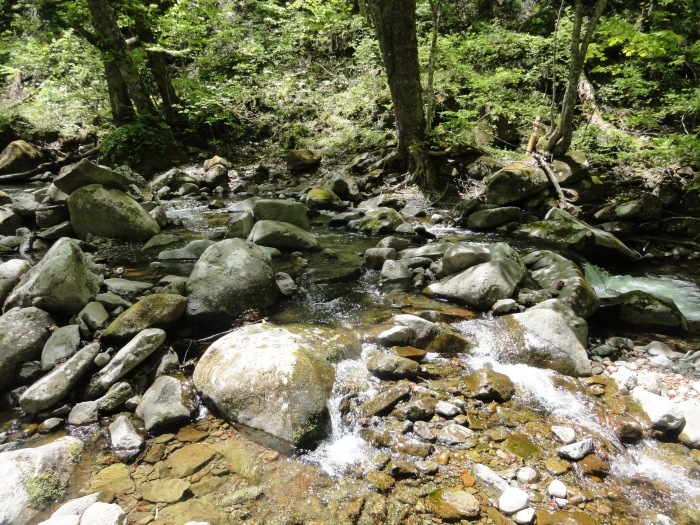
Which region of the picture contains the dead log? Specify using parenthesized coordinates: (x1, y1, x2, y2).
(533, 151, 569, 210)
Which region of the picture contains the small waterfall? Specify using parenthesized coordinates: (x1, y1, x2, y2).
(584, 263, 700, 322)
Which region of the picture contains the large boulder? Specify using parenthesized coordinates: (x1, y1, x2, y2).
(0, 259, 31, 304)
(519, 208, 640, 262)
(68, 184, 160, 242)
(4, 237, 103, 315)
(0, 436, 83, 525)
(485, 162, 549, 205)
(348, 208, 404, 235)
(55, 159, 154, 201)
(425, 259, 525, 310)
(0, 307, 54, 391)
(20, 343, 101, 414)
(441, 244, 492, 275)
(287, 148, 321, 172)
(523, 250, 599, 319)
(193, 323, 336, 446)
(496, 309, 591, 376)
(306, 188, 343, 211)
(0, 140, 43, 175)
(186, 239, 278, 326)
(252, 199, 310, 230)
(598, 290, 689, 332)
(102, 293, 187, 340)
(247, 220, 319, 250)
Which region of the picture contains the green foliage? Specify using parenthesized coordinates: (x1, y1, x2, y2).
(102, 116, 176, 165)
(24, 470, 63, 510)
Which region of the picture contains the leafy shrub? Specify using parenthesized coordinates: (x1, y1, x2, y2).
(102, 116, 177, 173)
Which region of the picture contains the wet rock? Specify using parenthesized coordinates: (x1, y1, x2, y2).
(678, 400, 700, 449)
(287, 148, 321, 172)
(4, 238, 103, 315)
(193, 323, 335, 446)
(441, 244, 492, 275)
(248, 219, 319, 250)
(498, 487, 530, 514)
(165, 443, 217, 477)
(534, 510, 597, 525)
(376, 326, 414, 346)
(226, 211, 255, 239)
(529, 299, 588, 346)
(109, 415, 143, 461)
(523, 250, 599, 319)
(79, 502, 126, 525)
(436, 424, 475, 445)
(136, 375, 193, 433)
(348, 208, 404, 234)
(391, 346, 427, 362)
(548, 479, 567, 498)
(158, 239, 216, 260)
(76, 301, 109, 332)
(96, 382, 134, 413)
(142, 233, 180, 252)
(102, 293, 187, 340)
(367, 353, 420, 380)
(632, 387, 685, 432)
(467, 206, 521, 230)
(557, 438, 594, 461)
(0, 436, 82, 525)
(54, 159, 150, 199)
(20, 343, 100, 414)
(577, 453, 610, 477)
(380, 260, 412, 282)
(0, 208, 24, 236)
(486, 161, 549, 205)
(396, 397, 438, 421)
(253, 199, 310, 230)
(68, 184, 160, 242)
(141, 478, 190, 503)
(504, 433, 540, 458)
(463, 368, 515, 402)
(435, 400, 460, 417)
(186, 239, 277, 327)
(609, 414, 644, 444)
(513, 507, 536, 524)
(68, 401, 98, 425)
(473, 463, 509, 493)
(357, 383, 411, 418)
(551, 425, 576, 444)
(413, 420, 435, 441)
(0, 307, 54, 391)
(516, 467, 539, 484)
(0, 140, 43, 175)
(599, 290, 689, 332)
(201, 164, 228, 188)
(0, 259, 31, 303)
(274, 272, 298, 297)
(364, 247, 397, 270)
(425, 488, 480, 519)
(425, 259, 525, 310)
(366, 470, 395, 491)
(86, 328, 166, 398)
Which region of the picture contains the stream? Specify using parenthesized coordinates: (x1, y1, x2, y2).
(2, 180, 700, 525)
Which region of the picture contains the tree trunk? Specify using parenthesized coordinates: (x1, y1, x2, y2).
(104, 60, 136, 125)
(545, 0, 606, 157)
(366, 0, 426, 160)
(86, 0, 156, 118)
(577, 72, 613, 132)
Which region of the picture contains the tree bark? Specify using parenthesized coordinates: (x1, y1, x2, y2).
(86, 0, 156, 118)
(577, 72, 613, 132)
(545, 0, 606, 157)
(366, 0, 426, 160)
(104, 60, 137, 125)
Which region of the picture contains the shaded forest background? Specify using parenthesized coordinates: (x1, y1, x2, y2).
(0, 0, 698, 179)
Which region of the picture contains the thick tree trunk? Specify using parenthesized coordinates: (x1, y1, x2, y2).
(366, 0, 426, 160)
(578, 72, 613, 132)
(545, 0, 606, 157)
(86, 0, 156, 118)
(104, 60, 136, 125)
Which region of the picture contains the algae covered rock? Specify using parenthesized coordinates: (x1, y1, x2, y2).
(193, 323, 335, 446)
(486, 161, 549, 205)
(348, 207, 404, 235)
(247, 220, 319, 250)
(103, 293, 187, 340)
(306, 188, 342, 211)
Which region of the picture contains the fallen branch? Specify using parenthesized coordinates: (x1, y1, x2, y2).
(533, 151, 569, 210)
(0, 144, 101, 182)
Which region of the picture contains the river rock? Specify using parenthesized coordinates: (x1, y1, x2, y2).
(226, 211, 255, 239)
(158, 239, 215, 260)
(0, 258, 31, 304)
(136, 375, 193, 433)
(364, 247, 397, 270)
(499, 487, 530, 514)
(548, 479, 568, 498)
(104, 278, 153, 298)
(599, 290, 689, 332)
(498, 309, 591, 376)
(0, 307, 54, 391)
(467, 206, 521, 230)
(348, 208, 404, 234)
(102, 293, 187, 340)
(77, 301, 109, 332)
(253, 199, 310, 230)
(678, 400, 700, 448)
(357, 383, 411, 418)
(67, 184, 160, 241)
(20, 343, 100, 414)
(54, 159, 151, 200)
(0, 207, 25, 236)
(425, 258, 525, 310)
(193, 323, 335, 446)
(426, 489, 480, 519)
(0, 140, 43, 174)
(86, 328, 166, 398)
(80, 502, 126, 525)
(397, 397, 438, 421)
(287, 148, 321, 172)
(247, 220, 319, 250)
(68, 400, 98, 425)
(186, 239, 277, 326)
(141, 478, 190, 503)
(437, 424, 475, 445)
(0, 436, 82, 525)
(35, 203, 70, 229)
(380, 260, 412, 282)
(519, 208, 640, 262)
(472, 463, 509, 493)
(632, 387, 685, 432)
(376, 326, 414, 346)
(463, 368, 515, 402)
(367, 353, 420, 380)
(201, 164, 228, 188)
(441, 244, 492, 276)
(48, 493, 100, 519)
(3, 237, 103, 315)
(557, 438, 594, 460)
(485, 161, 549, 205)
(523, 250, 599, 318)
(11, 192, 40, 220)
(96, 382, 134, 413)
(109, 415, 144, 461)
(529, 298, 589, 346)
(551, 425, 576, 444)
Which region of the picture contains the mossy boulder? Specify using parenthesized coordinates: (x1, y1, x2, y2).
(347, 207, 404, 235)
(247, 220, 319, 250)
(193, 323, 335, 446)
(0, 140, 43, 175)
(486, 161, 549, 205)
(68, 184, 160, 242)
(598, 290, 689, 332)
(306, 188, 342, 211)
(287, 148, 321, 172)
(102, 293, 187, 340)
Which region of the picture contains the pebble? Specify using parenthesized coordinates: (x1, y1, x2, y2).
(557, 438, 594, 461)
(498, 487, 530, 514)
(551, 425, 576, 444)
(513, 507, 536, 524)
(516, 467, 539, 484)
(548, 479, 567, 498)
(435, 401, 460, 417)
